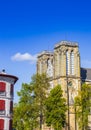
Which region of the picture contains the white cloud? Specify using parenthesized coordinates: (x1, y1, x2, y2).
(11, 53, 37, 63)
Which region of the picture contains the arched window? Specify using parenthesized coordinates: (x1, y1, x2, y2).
(70, 51, 74, 75)
(0, 119, 4, 130)
(0, 82, 6, 96)
(47, 59, 53, 77)
(66, 50, 70, 75)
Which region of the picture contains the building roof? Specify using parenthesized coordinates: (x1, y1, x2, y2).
(0, 69, 18, 83)
(54, 40, 78, 49)
(81, 68, 91, 81)
(37, 50, 53, 58)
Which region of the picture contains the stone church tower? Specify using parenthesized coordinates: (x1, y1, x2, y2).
(37, 41, 81, 130)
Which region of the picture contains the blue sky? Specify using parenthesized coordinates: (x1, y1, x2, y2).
(0, 0, 91, 102)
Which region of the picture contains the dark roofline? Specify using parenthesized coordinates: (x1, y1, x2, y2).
(0, 73, 18, 84)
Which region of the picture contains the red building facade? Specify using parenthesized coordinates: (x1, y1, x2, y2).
(0, 70, 18, 130)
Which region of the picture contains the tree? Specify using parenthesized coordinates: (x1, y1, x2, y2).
(13, 83, 38, 130)
(74, 83, 91, 130)
(45, 85, 67, 130)
(30, 73, 50, 130)
(13, 73, 50, 130)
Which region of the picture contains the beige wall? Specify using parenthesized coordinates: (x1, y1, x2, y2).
(37, 41, 81, 130)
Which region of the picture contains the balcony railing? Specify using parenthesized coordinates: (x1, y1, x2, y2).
(0, 110, 5, 115)
(0, 92, 6, 96)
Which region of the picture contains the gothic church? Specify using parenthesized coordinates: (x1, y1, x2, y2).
(37, 40, 91, 130)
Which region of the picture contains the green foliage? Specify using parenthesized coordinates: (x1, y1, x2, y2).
(13, 84, 38, 130)
(45, 85, 67, 130)
(13, 73, 50, 130)
(74, 83, 91, 129)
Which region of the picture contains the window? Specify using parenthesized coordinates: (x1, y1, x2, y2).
(10, 101, 13, 114)
(66, 50, 74, 75)
(0, 82, 6, 96)
(0, 100, 5, 115)
(70, 51, 74, 75)
(47, 59, 53, 77)
(66, 50, 70, 75)
(10, 84, 13, 97)
(0, 119, 4, 130)
(9, 119, 12, 130)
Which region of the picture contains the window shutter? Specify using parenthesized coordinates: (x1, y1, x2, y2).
(0, 100, 5, 110)
(0, 119, 4, 129)
(0, 82, 6, 92)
